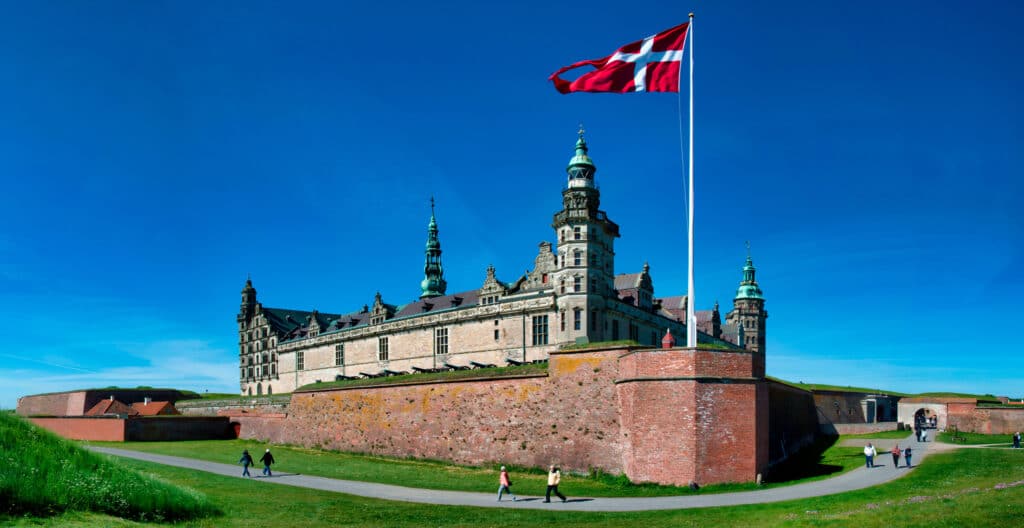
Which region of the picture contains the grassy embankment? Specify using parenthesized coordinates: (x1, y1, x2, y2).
(7, 442, 1024, 527)
(94, 434, 862, 497)
(0, 413, 219, 523)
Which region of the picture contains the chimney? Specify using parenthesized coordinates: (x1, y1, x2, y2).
(144, 397, 151, 405)
(109, 395, 114, 401)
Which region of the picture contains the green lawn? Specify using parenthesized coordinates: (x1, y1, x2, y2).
(841, 430, 912, 440)
(91, 436, 862, 497)
(937, 430, 1015, 446)
(5, 447, 1024, 527)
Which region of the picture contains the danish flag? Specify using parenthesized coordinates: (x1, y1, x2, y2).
(549, 22, 689, 94)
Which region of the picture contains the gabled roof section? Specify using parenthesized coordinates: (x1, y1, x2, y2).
(129, 401, 178, 416)
(394, 289, 479, 318)
(614, 273, 643, 291)
(85, 399, 137, 416)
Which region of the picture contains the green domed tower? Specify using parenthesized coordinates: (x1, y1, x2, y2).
(726, 245, 767, 353)
(420, 197, 447, 299)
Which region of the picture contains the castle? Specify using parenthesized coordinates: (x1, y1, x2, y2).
(238, 131, 767, 396)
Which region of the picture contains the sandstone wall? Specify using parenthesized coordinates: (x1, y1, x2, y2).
(176, 396, 291, 417)
(948, 407, 1024, 434)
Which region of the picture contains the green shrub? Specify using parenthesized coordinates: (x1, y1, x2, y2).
(0, 413, 219, 522)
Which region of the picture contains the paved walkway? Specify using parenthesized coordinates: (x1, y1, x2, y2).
(90, 434, 941, 512)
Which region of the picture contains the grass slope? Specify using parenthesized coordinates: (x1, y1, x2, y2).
(0, 413, 219, 522)
(5, 447, 1024, 527)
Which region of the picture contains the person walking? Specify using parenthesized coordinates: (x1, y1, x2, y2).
(497, 466, 517, 502)
(904, 446, 913, 468)
(890, 444, 900, 469)
(1013, 432, 1021, 449)
(259, 448, 275, 476)
(864, 443, 876, 468)
(544, 465, 567, 503)
(239, 449, 254, 477)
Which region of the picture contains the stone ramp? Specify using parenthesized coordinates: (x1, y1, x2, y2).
(89, 433, 936, 512)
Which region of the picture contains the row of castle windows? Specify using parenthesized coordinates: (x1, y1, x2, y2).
(559, 226, 584, 242)
(241, 363, 276, 380)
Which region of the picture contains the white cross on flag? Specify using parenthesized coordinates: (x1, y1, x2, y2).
(549, 21, 689, 93)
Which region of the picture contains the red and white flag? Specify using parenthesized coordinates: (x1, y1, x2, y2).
(549, 21, 689, 94)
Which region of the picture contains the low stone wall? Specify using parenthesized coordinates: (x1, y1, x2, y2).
(832, 422, 900, 435)
(176, 396, 291, 417)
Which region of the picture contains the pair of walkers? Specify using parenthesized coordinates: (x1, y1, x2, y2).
(889, 445, 913, 468)
(239, 448, 275, 477)
(496, 464, 568, 503)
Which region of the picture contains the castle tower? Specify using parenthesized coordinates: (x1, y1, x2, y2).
(726, 247, 767, 354)
(550, 128, 620, 343)
(238, 277, 257, 324)
(420, 197, 447, 299)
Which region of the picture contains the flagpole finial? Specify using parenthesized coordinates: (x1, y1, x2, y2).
(689, 12, 694, 18)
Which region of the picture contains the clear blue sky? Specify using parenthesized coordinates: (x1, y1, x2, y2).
(1, 1, 1021, 409)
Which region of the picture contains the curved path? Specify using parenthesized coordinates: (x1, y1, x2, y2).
(90, 434, 941, 512)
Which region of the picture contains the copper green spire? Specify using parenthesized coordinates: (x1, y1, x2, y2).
(420, 197, 447, 299)
(735, 241, 764, 300)
(566, 124, 596, 184)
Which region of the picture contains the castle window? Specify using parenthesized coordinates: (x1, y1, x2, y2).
(574, 226, 581, 240)
(574, 308, 582, 331)
(256, 366, 261, 377)
(560, 280, 566, 294)
(296, 352, 305, 371)
(573, 276, 582, 292)
(378, 337, 389, 361)
(560, 253, 565, 268)
(574, 250, 581, 266)
(247, 366, 254, 379)
(542, 273, 548, 284)
(434, 327, 449, 355)
(494, 329, 500, 340)
(271, 363, 276, 375)
(532, 315, 549, 345)
(560, 310, 565, 331)
(335, 344, 345, 366)
(240, 368, 245, 380)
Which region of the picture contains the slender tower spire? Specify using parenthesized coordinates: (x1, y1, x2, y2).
(420, 197, 447, 298)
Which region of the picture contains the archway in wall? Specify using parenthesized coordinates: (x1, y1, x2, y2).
(914, 408, 937, 428)
(267, 385, 272, 395)
(257, 383, 262, 395)
(247, 387, 252, 396)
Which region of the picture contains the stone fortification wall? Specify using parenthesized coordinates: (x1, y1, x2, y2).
(30, 417, 127, 441)
(238, 344, 772, 486)
(766, 381, 819, 465)
(176, 396, 291, 417)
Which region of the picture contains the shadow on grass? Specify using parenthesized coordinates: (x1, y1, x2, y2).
(764, 434, 847, 484)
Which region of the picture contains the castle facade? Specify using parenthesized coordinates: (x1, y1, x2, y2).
(238, 132, 767, 396)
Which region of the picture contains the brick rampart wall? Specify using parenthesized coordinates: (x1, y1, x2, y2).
(30, 417, 126, 441)
(29, 416, 233, 441)
(948, 407, 1024, 434)
(767, 381, 819, 465)
(832, 422, 900, 435)
(18, 389, 190, 417)
(235, 345, 775, 486)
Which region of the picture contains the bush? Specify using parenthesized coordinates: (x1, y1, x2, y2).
(0, 413, 220, 522)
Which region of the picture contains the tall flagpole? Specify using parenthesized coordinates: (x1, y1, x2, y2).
(686, 12, 696, 348)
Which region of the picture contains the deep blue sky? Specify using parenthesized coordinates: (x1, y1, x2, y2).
(1, 1, 1021, 408)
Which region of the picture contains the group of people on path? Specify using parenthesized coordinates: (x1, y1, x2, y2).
(864, 442, 913, 469)
(238, 448, 275, 477)
(497, 464, 568, 503)
(239, 448, 568, 504)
